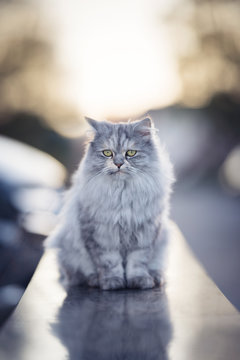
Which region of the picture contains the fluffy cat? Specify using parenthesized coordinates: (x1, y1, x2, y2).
(45, 117, 174, 290)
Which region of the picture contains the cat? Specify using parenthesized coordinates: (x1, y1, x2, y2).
(45, 117, 174, 290)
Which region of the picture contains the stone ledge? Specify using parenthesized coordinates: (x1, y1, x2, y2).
(0, 223, 240, 360)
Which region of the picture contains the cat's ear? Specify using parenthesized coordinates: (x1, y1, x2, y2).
(133, 117, 153, 137)
(85, 117, 99, 131)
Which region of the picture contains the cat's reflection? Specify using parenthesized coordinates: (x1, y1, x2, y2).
(52, 287, 172, 360)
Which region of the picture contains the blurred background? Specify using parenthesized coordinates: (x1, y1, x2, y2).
(0, 0, 239, 325)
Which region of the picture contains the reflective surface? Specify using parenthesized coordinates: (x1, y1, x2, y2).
(0, 224, 240, 360)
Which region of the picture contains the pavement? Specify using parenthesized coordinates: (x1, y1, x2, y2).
(171, 181, 240, 311)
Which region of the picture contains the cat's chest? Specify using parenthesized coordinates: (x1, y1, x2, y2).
(85, 185, 157, 227)
(89, 186, 136, 224)
(80, 180, 161, 248)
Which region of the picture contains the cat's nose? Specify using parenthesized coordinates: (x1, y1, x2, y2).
(115, 163, 123, 169)
(114, 155, 124, 168)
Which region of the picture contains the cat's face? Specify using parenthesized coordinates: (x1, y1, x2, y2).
(85, 117, 158, 178)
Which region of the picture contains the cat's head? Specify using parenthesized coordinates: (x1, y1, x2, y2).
(85, 117, 159, 178)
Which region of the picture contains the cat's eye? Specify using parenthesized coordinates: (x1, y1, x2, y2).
(102, 150, 113, 157)
(126, 150, 137, 157)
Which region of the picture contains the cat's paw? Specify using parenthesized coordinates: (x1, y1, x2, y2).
(100, 277, 125, 290)
(87, 273, 99, 288)
(127, 275, 155, 289)
(149, 271, 164, 287)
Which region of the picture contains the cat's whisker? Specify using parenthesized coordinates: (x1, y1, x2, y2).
(84, 170, 104, 185)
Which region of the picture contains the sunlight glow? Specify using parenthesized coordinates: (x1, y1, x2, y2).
(39, 0, 181, 120)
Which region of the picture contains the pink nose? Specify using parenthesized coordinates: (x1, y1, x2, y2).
(115, 163, 123, 169)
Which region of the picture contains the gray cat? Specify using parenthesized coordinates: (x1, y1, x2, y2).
(45, 117, 174, 290)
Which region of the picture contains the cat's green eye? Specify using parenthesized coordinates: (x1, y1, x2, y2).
(102, 150, 113, 157)
(126, 150, 137, 157)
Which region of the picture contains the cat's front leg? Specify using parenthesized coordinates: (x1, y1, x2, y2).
(93, 249, 125, 290)
(126, 248, 155, 289)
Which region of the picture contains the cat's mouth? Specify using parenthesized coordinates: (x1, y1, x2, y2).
(109, 168, 126, 175)
(114, 169, 124, 174)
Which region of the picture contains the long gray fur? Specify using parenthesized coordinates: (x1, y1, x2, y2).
(45, 117, 174, 290)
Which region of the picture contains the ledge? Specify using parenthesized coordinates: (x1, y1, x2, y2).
(0, 223, 240, 360)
